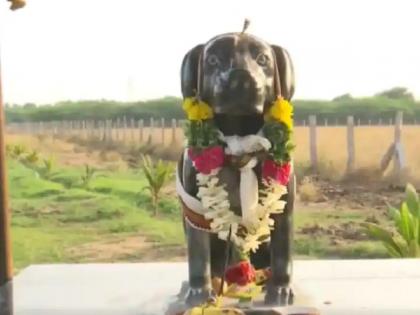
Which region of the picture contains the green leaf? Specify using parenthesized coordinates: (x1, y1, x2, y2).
(383, 243, 403, 258)
(400, 202, 413, 242)
(405, 183, 419, 217)
(363, 223, 404, 257)
(408, 239, 420, 257)
(388, 206, 401, 222)
(388, 206, 402, 234)
(417, 217, 420, 246)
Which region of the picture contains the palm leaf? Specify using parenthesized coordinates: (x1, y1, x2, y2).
(383, 243, 403, 258)
(363, 223, 404, 257)
(405, 183, 419, 217)
(408, 239, 420, 257)
(388, 206, 401, 225)
(399, 202, 413, 242)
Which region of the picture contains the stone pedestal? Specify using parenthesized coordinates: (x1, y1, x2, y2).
(6, 259, 420, 315)
(165, 280, 320, 314)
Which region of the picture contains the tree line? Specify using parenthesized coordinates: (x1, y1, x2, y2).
(5, 88, 420, 124)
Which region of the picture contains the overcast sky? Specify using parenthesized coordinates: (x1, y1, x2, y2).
(0, 0, 419, 104)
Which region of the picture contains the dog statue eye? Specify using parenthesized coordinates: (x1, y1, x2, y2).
(256, 53, 269, 66)
(207, 54, 219, 66)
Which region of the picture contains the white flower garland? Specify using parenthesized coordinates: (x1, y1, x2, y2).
(196, 169, 288, 253)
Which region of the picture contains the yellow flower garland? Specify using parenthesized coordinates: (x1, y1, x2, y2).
(182, 96, 293, 129)
(265, 97, 293, 130)
(182, 97, 214, 121)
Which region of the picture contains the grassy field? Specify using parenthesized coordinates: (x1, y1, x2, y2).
(5, 132, 402, 273)
(7, 154, 184, 272)
(34, 124, 420, 179)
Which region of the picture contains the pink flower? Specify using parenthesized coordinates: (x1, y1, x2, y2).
(188, 146, 224, 174)
(262, 159, 291, 185)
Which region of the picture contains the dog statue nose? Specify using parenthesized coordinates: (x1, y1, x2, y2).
(227, 69, 254, 91)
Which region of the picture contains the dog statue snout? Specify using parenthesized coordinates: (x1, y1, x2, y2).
(227, 69, 255, 91)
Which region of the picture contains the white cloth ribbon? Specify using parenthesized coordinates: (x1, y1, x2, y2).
(222, 134, 271, 226)
(176, 166, 205, 214)
(238, 157, 259, 226)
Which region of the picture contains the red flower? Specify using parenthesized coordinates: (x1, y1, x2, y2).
(225, 261, 256, 286)
(188, 146, 225, 175)
(262, 159, 291, 185)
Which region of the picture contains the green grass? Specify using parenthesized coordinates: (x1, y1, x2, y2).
(8, 158, 183, 271)
(293, 206, 391, 259)
(7, 156, 388, 272)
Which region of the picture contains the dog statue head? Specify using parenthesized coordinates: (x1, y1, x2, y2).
(181, 32, 295, 117)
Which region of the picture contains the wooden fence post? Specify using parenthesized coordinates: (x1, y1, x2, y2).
(379, 111, 406, 176)
(106, 119, 112, 142)
(309, 115, 317, 170)
(161, 118, 165, 145)
(97, 121, 102, 139)
(393, 111, 405, 175)
(148, 117, 154, 144)
(97, 121, 101, 140)
(130, 118, 135, 143)
(122, 116, 127, 143)
(89, 120, 95, 139)
(138, 119, 144, 142)
(82, 120, 87, 139)
(94, 121, 99, 139)
(54, 121, 59, 137)
(39, 121, 44, 135)
(171, 118, 177, 143)
(346, 116, 355, 173)
(102, 120, 106, 142)
(115, 118, 120, 142)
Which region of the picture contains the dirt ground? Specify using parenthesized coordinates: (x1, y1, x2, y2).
(66, 235, 186, 262)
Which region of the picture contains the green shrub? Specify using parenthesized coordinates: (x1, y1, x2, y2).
(22, 150, 40, 167)
(80, 164, 100, 189)
(140, 155, 174, 216)
(7, 144, 26, 159)
(364, 183, 420, 257)
(37, 157, 58, 180)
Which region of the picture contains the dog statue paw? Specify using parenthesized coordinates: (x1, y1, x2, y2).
(185, 287, 216, 307)
(264, 285, 294, 306)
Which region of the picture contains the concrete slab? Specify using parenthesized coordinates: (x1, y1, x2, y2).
(6, 259, 420, 315)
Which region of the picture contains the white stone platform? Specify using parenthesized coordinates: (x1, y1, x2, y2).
(6, 259, 420, 315)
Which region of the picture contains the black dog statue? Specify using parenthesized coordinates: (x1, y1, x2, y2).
(177, 29, 295, 307)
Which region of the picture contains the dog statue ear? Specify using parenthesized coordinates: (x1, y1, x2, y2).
(181, 44, 204, 98)
(271, 45, 295, 101)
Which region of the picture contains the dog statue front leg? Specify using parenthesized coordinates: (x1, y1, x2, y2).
(265, 174, 296, 306)
(185, 223, 214, 306)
